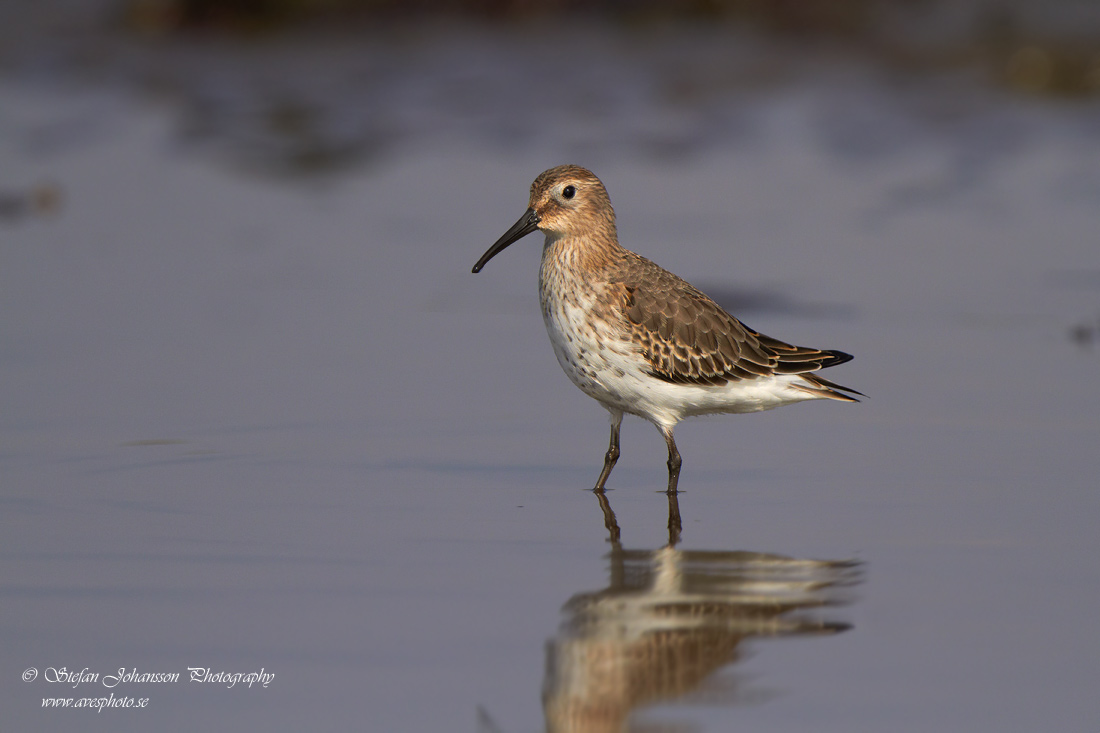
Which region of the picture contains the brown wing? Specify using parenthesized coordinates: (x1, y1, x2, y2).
(610, 254, 855, 390)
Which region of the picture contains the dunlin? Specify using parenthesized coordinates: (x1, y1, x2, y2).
(473, 165, 860, 494)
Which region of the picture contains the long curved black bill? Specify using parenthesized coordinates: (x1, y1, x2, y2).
(472, 208, 541, 273)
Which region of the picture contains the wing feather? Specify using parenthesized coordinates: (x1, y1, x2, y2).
(609, 253, 857, 394)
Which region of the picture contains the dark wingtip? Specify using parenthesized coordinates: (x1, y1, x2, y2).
(822, 350, 854, 368)
(820, 350, 865, 398)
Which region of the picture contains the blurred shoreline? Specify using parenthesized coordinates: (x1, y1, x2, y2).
(4, 0, 1100, 95)
(3, 1, 1099, 181)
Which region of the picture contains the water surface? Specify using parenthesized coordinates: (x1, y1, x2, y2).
(2, 19, 1100, 733)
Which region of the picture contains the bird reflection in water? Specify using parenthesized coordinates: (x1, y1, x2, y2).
(542, 490, 860, 732)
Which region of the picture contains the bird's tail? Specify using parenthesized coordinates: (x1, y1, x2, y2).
(792, 372, 864, 402)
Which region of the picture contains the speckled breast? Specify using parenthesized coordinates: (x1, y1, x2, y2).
(538, 263, 636, 412)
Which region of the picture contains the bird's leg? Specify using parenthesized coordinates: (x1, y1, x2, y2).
(660, 427, 682, 495)
(594, 410, 622, 491)
(666, 490, 682, 546)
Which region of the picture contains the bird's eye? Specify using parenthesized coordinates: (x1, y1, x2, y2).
(562, 185, 576, 200)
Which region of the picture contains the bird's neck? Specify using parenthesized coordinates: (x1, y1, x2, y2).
(540, 229, 625, 278)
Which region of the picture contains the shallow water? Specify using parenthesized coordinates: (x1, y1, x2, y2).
(2, 19, 1100, 733)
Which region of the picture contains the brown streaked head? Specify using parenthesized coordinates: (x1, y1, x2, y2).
(472, 164, 616, 273)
